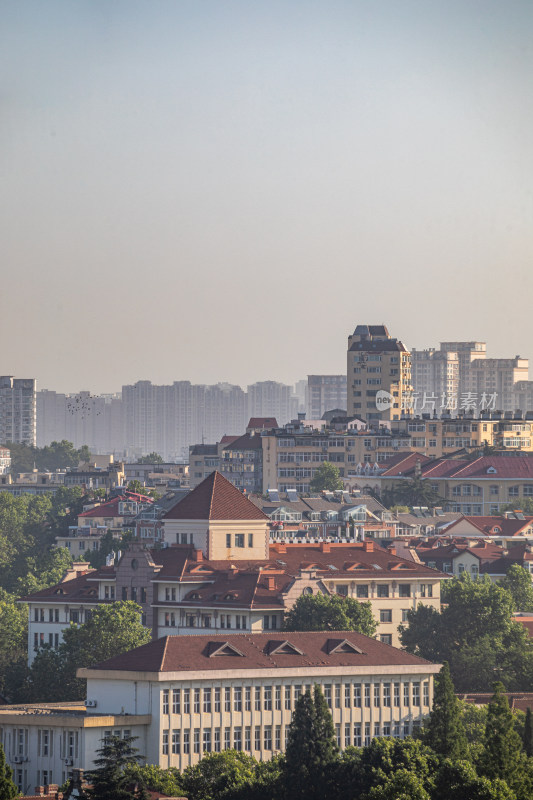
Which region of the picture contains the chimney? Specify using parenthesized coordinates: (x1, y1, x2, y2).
(35, 789, 45, 798)
(272, 542, 286, 554)
(266, 576, 276, 591)
(320, 541, 331, 553)
(193, 549, 203, 562)
(363, 541, 374, 553)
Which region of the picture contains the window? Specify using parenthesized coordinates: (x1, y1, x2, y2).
(245, 727, 251, 751)
(264, 726, 272, 751)
(420, 583, 433, 598)
(194, 729, 200, 754)
(324, 684, 332, 708)
(162, 730, 169, 755)
(214, 729, 221, 752)
(225, 687, 231, 712)
(203, 730, 211, 753)
(248, 533, 253, 547)
(380, 634, 392, 645)
(234, 688, 242, 712)
(364, 684, 371, 707)
(285, 686, 291, 709)
(402, 609, 410, 623)
(172, 730, 180, 754)
(254, 727, 261, 751)
(224, 728, 231, 750)
(394, 683, 400, 706)
(344, 723, 351, 747)
(255, 687, 261, 711)
(203, 688, 211, 713)
(354, 725, 362, 747)
(275, 725, 281, 751)
(345, 684, 351, 707)
(412, 682, 420, 706)
(404, 683, 409, 706)
(233, 727, 242, 751)
(377, 585, 389, 598)
(264, 686, 272, 710)
(374, 685, 380, 707)
(383, 683, 391, 707)
(183, 730, 190, 754)
(380, 609, 392, 623)
(353, 683, 361, 707)
(162, 690, 169, 715)
(194, 688, 200, 714)
(245, 687, 251, 711)
(399, 584, 411, 598)
(183, 689, 190, 714)
(235, 534, 245, 548)
(335, 724, 341, 748)
(275, 686, 281, 710)
(214, 688, 221, 712)
(226, 534, 231, 548)
(172, 689, 180, 714)
(356, 585, 369, 598)
(423, 682, 430, 706)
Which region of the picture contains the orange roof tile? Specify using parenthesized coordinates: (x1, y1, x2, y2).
(163, 471, 268, 521)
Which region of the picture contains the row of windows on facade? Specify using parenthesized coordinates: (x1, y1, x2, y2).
(161, 682, 430, 716)
(162, 613, 263, 630)
(3, 728, 81, 759)
(162, 719, 422, 755)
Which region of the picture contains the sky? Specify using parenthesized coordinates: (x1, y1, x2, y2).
(1, 1, 532, 394)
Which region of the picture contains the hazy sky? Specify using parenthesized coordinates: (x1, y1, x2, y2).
(2, 1, 532, 394)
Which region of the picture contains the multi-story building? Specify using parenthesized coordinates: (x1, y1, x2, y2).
(21, 472, 446, 662)
(380, 454, 533, 516)
(307, 375, 347, 419)
(0, 447, 11, 474)
(465, 357, 528, 412)
(36, 390, 123, 453)
(346, 326, 412, 422)
(247, 382, 298, 426)
(219, 432, 264, 494)
(0, 376, 36, 446)
(439, 341, 486, 399)
(411, 349, 459, 410)
(0, 631, 440, 791)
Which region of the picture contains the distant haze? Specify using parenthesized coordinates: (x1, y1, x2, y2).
(2, 1, 532, 394)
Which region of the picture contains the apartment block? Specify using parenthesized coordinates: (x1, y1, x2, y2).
(347, 326, 412, 422)
(247, 381, 298, 425)
(307, 375, 347, 419)
(411, 349, 459, 407)
(0, 376, 36, 446)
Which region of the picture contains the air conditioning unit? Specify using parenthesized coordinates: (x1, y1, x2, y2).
(64, 758, 73, 766)
(13, 756, 23, 764)
(86, 699, 97, 708)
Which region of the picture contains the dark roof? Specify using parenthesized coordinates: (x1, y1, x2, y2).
(85, 630, 436, 674)
(458, 692, 533, 713)
(163, 471, 268, 521)
(223, 433, 263, 451)
(247, 417, 278, 429)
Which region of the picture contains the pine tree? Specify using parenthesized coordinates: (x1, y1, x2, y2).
(0, 744, 19, 800)
(523, 707, 533, 757)
(283, 685, 339, 800)
(479, 683, 529, 798)
(83, 735, 149, 800)
(424, 662, 467, 759)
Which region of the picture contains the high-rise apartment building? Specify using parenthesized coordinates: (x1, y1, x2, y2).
(347, 326, 412, 421)
(411, 349, 459, 408)
(0, 376, 37, 446)
(465, 357, 528, 411)
(307, 375, 347, 419)
(246, 381, 298, 425)
(439, 341, 486, 398)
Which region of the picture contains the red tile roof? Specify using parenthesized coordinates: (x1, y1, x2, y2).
(384, 455, 533, 481)
(458, 692, 533, 713)
(78, 494, 152, 519)
(84, 631, 436, 674)
(247, 417, 278, 429)
(445, 515, 533, 537)
(163, 471, 268, 521)
(223, 433, 263, 451)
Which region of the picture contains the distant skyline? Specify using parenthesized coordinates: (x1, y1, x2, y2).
(2, 1, 532, 394)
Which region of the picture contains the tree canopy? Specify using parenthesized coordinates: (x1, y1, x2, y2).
(423, 662, 467, 760)
(382, 476, 443, 509)
(500, 565, 533, 612)
(283, 592, 377, 637)
(16, 602, 151, 702)
(83, 734, 148, 800)
(309, 462, 344, 492)
(136, 453, 164, 464)
(400, 574, 533, 691)
(4, 440, 91, 474)
(0, 742, 19, 800)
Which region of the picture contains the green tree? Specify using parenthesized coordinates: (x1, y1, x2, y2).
(400, 574, 533, 691)
(137, 453, 164, 464)
(123, 764, 183, 797)
(283, 685, 338, 800)
(83, 734, 148, 800)
(0, 589, 27, 695)
(309, 462, 344, 492)
(500, 565, 533, 612)
(383, 476, 443, 509)
(424, 662, 467, 759)
(499, 499, 533, 515)
(363, 768, 431, 800)
(127, 480, 145, 495)
(181, 751, 257, 800)
(283, 592, 377, 637)
(0, 742, 19, 799)
(434, 759, 516, 800)
(22, 602, 151, 702)
(523, 707, 533, 757)
(479, 684, 531, 800)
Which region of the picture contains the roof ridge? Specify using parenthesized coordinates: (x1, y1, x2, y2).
(160, 636, 171, 671)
